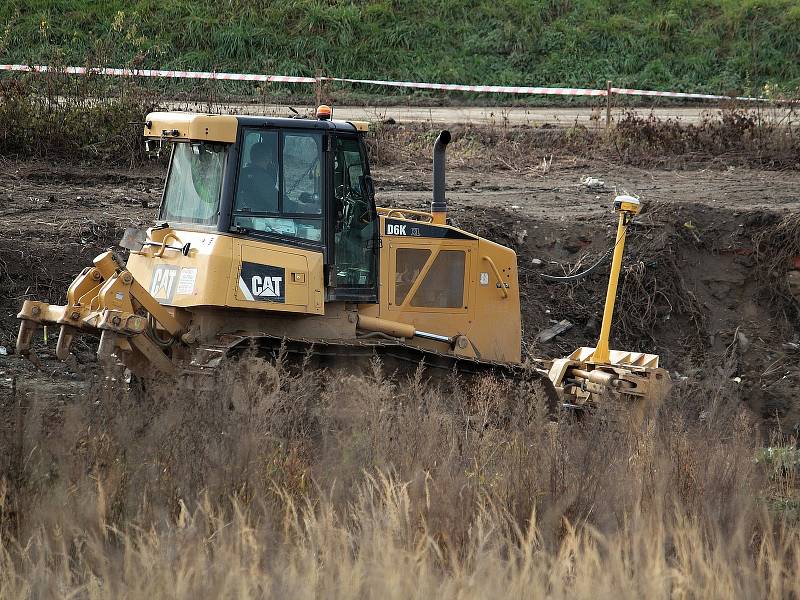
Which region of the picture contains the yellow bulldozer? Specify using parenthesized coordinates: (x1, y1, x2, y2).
(16, 107, 669, 414)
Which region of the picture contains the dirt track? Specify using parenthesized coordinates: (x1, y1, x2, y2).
(2, 156, 800, 430)
(171, 101, 798, 126)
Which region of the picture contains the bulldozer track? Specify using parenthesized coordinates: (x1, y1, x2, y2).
(203, 333, 561, 411)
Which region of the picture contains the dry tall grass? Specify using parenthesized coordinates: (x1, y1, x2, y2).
(1, 357, 798, 598)
(367, 105, 800, 170)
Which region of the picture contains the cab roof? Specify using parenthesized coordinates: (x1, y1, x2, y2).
(143, 111, 368, 143)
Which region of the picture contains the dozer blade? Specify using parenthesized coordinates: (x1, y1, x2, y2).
(16, 250, 182, 376)
(548, 346, 671, 421)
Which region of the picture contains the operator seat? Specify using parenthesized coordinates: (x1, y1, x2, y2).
(236, 141, 279, 213)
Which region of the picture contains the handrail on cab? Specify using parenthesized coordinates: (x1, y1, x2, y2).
(377, 207, 434, 223)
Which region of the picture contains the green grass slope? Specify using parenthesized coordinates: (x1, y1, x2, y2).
(2, 0, 800, 95)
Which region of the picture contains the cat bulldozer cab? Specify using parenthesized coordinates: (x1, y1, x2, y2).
(17, 107, 669, 415)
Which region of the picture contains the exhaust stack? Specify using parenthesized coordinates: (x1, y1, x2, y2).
(431, 130, 451, 225)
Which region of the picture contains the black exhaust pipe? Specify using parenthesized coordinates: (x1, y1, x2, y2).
(431, 130, 451, 222)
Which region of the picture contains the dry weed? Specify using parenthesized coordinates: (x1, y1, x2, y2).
(366, 106, 800, 171)
(1, 359, 795, 597)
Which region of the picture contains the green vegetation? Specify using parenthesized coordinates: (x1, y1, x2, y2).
(2, 0, 800, 97)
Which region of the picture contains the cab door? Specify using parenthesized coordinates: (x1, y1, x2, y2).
(327, 135, 379, 302)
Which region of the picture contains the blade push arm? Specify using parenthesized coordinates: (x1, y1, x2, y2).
(17, 250, 183, 375)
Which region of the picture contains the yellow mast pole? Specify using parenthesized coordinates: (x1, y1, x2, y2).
(592, 198, 637, 363)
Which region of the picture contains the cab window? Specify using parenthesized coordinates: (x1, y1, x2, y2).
(161, 142, 227, 225)
(232, 129, 323, 242)
(283, 134, 322, 215)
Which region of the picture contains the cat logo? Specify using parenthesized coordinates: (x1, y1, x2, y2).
(251, 275, 282, 298)
(238, 261, 286, 303)
(149, 265, 179, 303)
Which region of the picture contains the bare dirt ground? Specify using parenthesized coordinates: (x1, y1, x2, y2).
(2, 156, 800, 431)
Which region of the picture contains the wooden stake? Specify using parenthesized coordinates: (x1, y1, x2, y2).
(606, 80, 612, 129)
(315, 69, 323, 107)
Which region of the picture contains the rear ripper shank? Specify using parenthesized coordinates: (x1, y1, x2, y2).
(17, 106, 669, 413)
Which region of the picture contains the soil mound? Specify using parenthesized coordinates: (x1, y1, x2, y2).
(458, 201, 800, 431)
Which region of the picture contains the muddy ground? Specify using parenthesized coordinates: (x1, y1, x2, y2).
(2, 156, 800, 432)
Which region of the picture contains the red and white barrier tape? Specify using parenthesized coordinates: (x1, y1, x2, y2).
(0, 63, 771, 101)
(0, 64, 316, 83)
(611, 87, 766, 102)
(324, 76, 606, 96)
